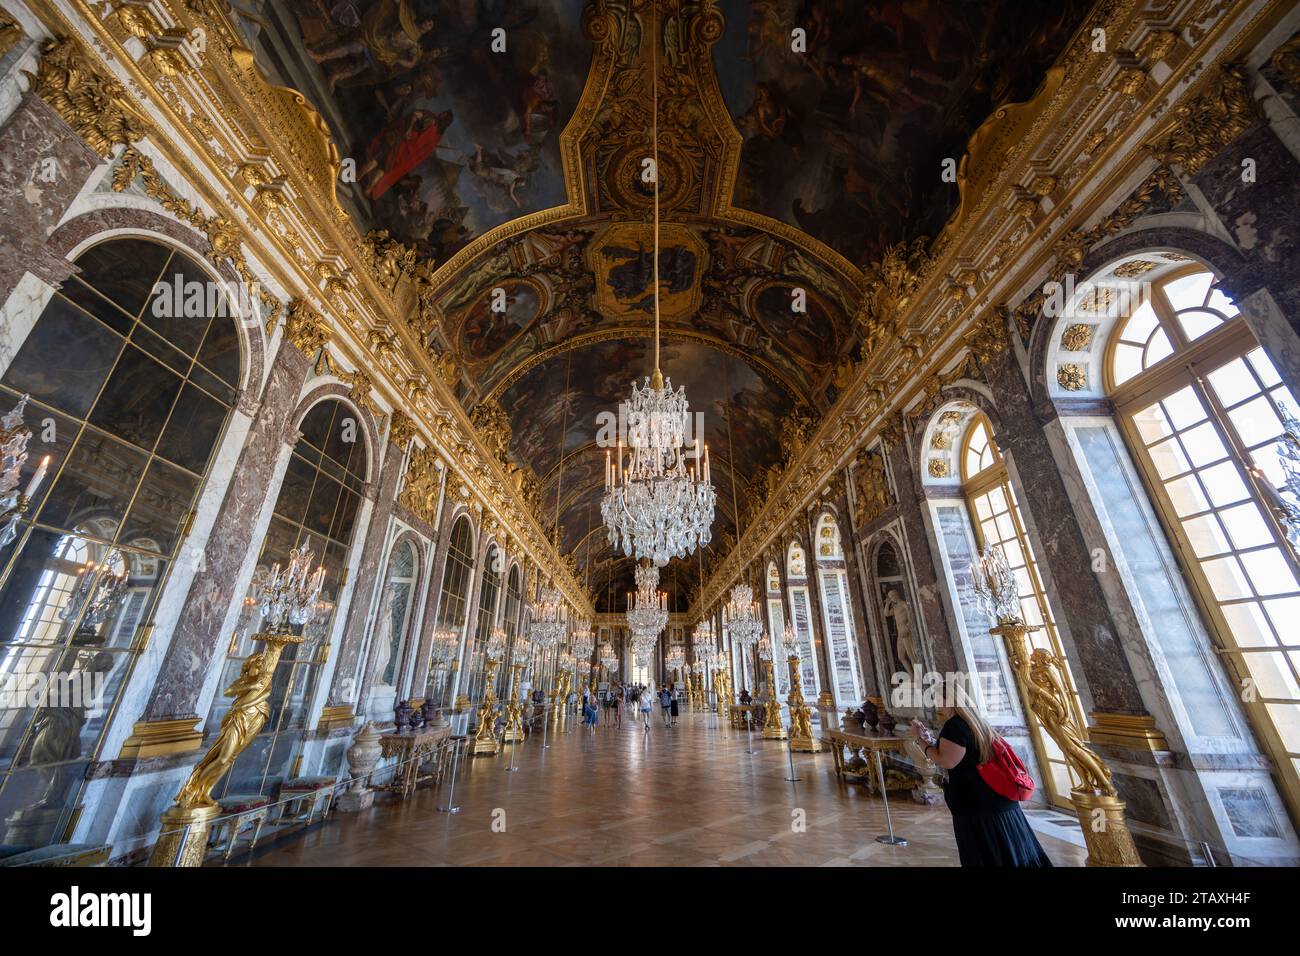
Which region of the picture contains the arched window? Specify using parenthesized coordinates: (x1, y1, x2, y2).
(1106, 265, 1300, 811)
(815, 513, 862, 705)
(500, 562, 521, 673)
(961, 413, 1084, 807)
(207, 397, 369, 799)
(467, 543, 501, 702)
(0, 238, 242, 845)
(364, 539, 418, 720)
(784, 539, 819, 697)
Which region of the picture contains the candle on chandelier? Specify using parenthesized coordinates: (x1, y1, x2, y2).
(703, 444, 710, 482)
(23, 455, 49, 499)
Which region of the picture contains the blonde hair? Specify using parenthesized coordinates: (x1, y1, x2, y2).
(947, 674, 997, 764)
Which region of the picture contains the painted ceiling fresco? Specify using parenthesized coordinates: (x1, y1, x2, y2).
(227, 1, 1097, 608)
(227, 0, 590, 261)
(713, 0, 1092, 264)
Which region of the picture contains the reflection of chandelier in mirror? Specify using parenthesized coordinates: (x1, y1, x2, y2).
(598, 640, 619, 673)
(599, 6, 714, 567)
(60, 547, 128, 644)
(0, 394, 49, 548)
(968, 545, 1023, 625)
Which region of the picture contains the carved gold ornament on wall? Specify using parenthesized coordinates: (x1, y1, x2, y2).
(1060, 324, 1095, 352)
(1057, 363, 1087, 391)
(1148, 63, 1261, 175)
(0, 10, 24, 59)
(26, 36, 148, 156)
(398, 446, 441, 526)
(284, 299, 331, 359)
(927, 459, 950, 479)
(852, 450, 892, 529)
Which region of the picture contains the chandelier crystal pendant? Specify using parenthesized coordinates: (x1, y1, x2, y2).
(626, 561, 669, 640)
(599, 6, 715, 567)
(253, 538, 327, 634)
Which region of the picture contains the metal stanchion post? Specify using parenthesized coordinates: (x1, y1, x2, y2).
(873, 748, 907, 847)
(437, 737, 462, 814)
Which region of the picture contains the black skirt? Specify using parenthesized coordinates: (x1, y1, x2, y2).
(670, 699, 679, 716)
(951, 805, 1054, 867)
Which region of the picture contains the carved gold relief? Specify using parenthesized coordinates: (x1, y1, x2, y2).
(1057, 363, 1087, 391)
(26, 36, 148, 156)
(1148, 63, 1260, 174)
(284, 298, 331, 358)
(389, 411, 416, 450)
(398, 446, 441, 525)
(927, 458, 950, 479)
(852, 449, 892, 529)
(0, 10, 24, 60)
(1113, 259, 1155, 278)
(1060, 324, 1094, 351)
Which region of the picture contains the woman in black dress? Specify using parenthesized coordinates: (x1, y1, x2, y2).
(912, 705, 1052, 867)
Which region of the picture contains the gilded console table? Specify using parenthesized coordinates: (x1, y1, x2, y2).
(375, 726, 451, 800)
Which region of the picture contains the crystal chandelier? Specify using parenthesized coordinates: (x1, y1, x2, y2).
(485, 626, 508, 662)
(430, 628, 460, 667)
(598, 640, 619, 673)
(530, 581, 566, 649)
(0, 394, 50, 548)
(253, 538, 327, 634)
(692, 618, 716, 664)
(626, 562, 669, 639)
(723, 583, 764, 648)
(60, 548, 128, 643)
(968, 545, 1023, 625)
(665, 645, 685, 671)
(599, 13, 715, 568)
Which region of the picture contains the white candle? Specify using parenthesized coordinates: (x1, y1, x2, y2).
(23, 455, 49, 498)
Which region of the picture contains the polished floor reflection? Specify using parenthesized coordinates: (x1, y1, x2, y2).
(247, 709, 1088, 867)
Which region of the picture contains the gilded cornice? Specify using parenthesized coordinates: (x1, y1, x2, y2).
(25, 0, 595, 617)
(687, 0, 1284, 618)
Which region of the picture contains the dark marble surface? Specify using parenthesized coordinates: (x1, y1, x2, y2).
(144, 338, 311, 720)
(0, 95, 100, 303)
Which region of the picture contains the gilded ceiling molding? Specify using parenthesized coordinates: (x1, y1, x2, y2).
(24, 35, 149, 156)
(0, 9, 25, 59)
(1146, 62, 1262, 174)
(107, 0, 199, 77)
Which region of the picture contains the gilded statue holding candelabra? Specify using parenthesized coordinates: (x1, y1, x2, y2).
(973, 548, 1142, 867)
(502, 662, 525, 744)
(761, 658, 787, 740)
(471, 660, 503, 756)
(150, 541, 326, 866)
(785, 653, 823, 752)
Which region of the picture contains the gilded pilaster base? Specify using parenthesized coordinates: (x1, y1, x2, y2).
(316, 705, 356, 732)
(1087, 711, 1170, 752)
(1071, 790, 1145, 867)
(117, 717, 203, 758)
(147, 805, 221, 867)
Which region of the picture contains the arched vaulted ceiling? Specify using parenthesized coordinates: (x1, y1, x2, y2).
(232, 0, 1093, 611)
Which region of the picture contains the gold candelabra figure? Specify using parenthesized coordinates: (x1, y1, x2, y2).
(502, 662, 525, 744)
(993, 622, 1142, 866)
(149, 540, 325, 866)
(785, 654, 822, 752)
(713, 667, 732, 718)
(761, 658, 787, 740)
(471, 656, 503, 755)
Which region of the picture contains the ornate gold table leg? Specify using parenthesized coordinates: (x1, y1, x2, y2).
(992, 623, 1143, 867)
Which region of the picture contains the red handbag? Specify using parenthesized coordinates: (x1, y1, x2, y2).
(978, 736, 1036, 801)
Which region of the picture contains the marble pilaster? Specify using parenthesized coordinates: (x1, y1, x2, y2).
(0, 94, 100, 304)
(141, 338, 312, 722)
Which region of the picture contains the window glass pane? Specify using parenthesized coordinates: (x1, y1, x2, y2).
(0, 298, 123, 419)
(1176, 309, 1223, 341)
(1206, 358, 1259, 409)
(1147, 437, 1190, 479)
(1162, 386, 1207, 431)
(1179, 423, 1227, 468)
(1201, 556, 1252, 601)
(1120, 300, 1159, 343)
(1133, 403, 1174, 444)
(1219, 501, 1275, 551)
(1182, 513, 1231, 558)
(1206, 287, 1239, 318)
(1239, 549, 1299, 598)
(1264, 598, 1300, 639)
(1265, 704, 1300, 753)
(36, 432, 148, 533)
(1163, 271, 1213, 311)
(1247, 349, 1282, 388)
(1113, 343, 1143, 386)
(1226, 396, 1282, 449)
(1198, 461, 1250, 509)
(1221, 603, 1277, 648)
(88, 346, 183, 452)
(1162, 474, 1209, 517)
(1145, 329, 1174, 366)
(1250, 651, 1299, 701)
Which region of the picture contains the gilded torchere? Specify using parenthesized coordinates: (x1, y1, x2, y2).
(713, 667, 732, 719)
(149, 539, 325, 866)
(471, 657, 503, 755)
(761, 658, 787, 740)
(502, 662, 525, 744)
(785, 654, 823, 753)
(994, 623, 1143, 867)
